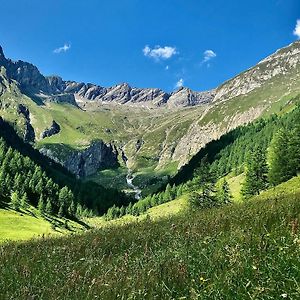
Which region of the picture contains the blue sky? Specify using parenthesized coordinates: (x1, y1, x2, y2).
(0, 0, 299, 92)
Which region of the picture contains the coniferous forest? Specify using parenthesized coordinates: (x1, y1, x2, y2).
(0, 117, 131, 218)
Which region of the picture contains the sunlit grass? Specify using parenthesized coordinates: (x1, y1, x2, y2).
(1, 177, 300, 299)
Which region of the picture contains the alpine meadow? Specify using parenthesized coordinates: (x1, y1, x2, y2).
(1, 1, 300, 299)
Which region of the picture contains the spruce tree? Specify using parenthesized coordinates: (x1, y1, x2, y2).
(188, 157, 216, 208)
(242, 146, 268, 198)
(76, 203, 83, 218)
(119, 206, 125, 217)
(21, 192, 29, 209)
(216, 179, 232, 204)
(68, 200, 76, 217)
(288, 124, 300, 175)
(45, 199, 53, 215)
(125, 202, 133, 215)
(58, 204, 64, 218)
(163, 184, 172, 202)
(268, 129, 292, 185)
(11, 192, 20, 210)
(38, 194, 46, 213)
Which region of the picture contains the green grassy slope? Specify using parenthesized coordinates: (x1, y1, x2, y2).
(0, 205, 86, 243)
(0, 209, 54, 242)
(2, 78, 299, 192)
(1, 177, 300, 299)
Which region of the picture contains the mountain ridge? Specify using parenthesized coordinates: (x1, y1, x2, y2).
(1, 42, 300, 192)
(1, 42, 300, 109)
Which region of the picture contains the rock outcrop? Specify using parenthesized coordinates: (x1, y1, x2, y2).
(17, 104, 35, 143)
(40, 120, 61, 139)
(167, 87, 215, 108)
(214, 41, 300, 102)
(64, 141, 119, 177)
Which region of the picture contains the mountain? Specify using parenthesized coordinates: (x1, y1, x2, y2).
(0, 42, 300, 193)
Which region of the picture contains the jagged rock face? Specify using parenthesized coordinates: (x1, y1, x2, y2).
(17, 104, 35, 143)
(40, 120, 61, 139)
(167, 87, 215, 108)
(214, 41, 300, 102)
(0, 49, 77, 106)
(64, 141, 119, 177)
(73, 82, 170, 106)
(0, 46, 213, 108)
(40, 141, 119, 177)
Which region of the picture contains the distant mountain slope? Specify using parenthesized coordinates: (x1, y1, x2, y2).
(0, 42, 300, 192)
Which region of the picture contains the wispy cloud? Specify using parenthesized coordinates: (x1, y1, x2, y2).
(203, 50, 217, 63)
(143, 45, 177, 61)
(175, 78, 184, 89)
(53, 43, 71, 54)
(294, 20, 300, 39)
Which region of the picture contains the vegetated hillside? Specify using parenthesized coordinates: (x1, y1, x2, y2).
(1, 177, 300, 299)
(113, 95, 300, 218)
(0, 42, 300, 192)
(170, 94, 300, 187)
(0, 117, 130, 217)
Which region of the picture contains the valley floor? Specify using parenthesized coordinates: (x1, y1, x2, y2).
(1, 177, 300, 299)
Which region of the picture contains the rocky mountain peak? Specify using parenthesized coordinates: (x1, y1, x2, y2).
(214, 41, 300, 102)
(0, 46, 7, 67)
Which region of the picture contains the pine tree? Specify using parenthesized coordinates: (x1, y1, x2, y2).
(242, 146, 268, 198)
(58, 204, 64, 218)
(11, 191, 20, 210)
(76, 203, 83, 218)
(288, 124, 300, 175)
(68, 200, 76, 217)
(119, 206, 125, 217)
(216, 179, 232, 204)
(176, 185, 183, 198)
(125, 202, 133, 215)
(59, 186, 70, 206)
(163, 184, 172, 202)
(21, 192, 29, 209)
(38, 194, 46, 213)
(268, 129, 292, 186)
(188, 157, 216, 208)
(45, 198, 53, 214)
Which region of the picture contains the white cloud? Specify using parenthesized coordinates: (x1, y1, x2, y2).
(175, 78, 184, 89)
(53, 43, 71, 54)
(143, 45, 177, 61)
(203, 50, 217, 63)
(293, 20, 300, 39)
(165, 65, 169, 70)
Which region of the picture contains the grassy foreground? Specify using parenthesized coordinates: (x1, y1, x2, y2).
(1, 179, 300, 299)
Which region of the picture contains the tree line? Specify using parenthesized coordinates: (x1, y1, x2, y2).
(0, 117, 132, 216)
(106, 99, 300, 219)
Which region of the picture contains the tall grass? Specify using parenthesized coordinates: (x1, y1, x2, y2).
(1, 188, 300, 299)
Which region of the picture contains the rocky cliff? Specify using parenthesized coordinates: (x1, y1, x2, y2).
(40, 120, 61, 139)
(40, 141, 119, 178)
(214, 41, 300, 102)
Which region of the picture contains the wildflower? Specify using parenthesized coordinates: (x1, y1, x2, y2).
(199, 276, 208, 283)
(252, 265, 257, 270)
(280, 293, 288, 298)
